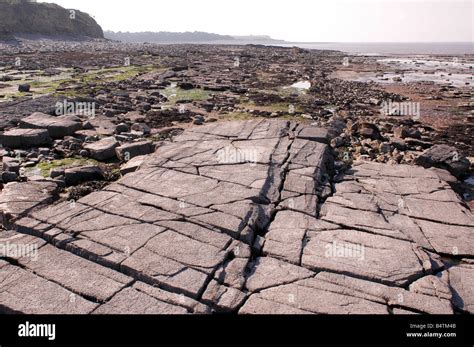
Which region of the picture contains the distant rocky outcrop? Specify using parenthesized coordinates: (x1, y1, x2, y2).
(104, 30, 286, 44)
(105, 31, 234, 43)
(0, 0, 103, 39)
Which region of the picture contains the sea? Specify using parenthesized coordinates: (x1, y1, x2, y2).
(272, 42, 474, 56)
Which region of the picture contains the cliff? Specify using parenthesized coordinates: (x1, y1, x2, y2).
(0, 0, 104, 39)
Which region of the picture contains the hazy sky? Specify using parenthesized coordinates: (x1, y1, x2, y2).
(47, 0, 472, 42)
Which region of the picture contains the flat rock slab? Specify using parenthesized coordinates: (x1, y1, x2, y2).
(0, 259, 98, 314)
(321, 161, 474, 257)
(245, 257, 314, 292)
(0, 231, 208, 314)
(94, 282, 210, 314)
(446, 261, 474, 313)
(0, 181, 58, 225)
(302, 229, 433, 286)
(0, 128, 52, 149)
(13, 120, 331, 303)
(240, 271, 453, 314)
(263, 211, 320, 265)
(20, 112, 82, 138)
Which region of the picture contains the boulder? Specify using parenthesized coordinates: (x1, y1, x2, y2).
(404, 137, 432, 149)
(1, 171, 18, 183)
(116, 141, 155, 161)
(358, 123, 381, 140)
(379, 142, 392, 153)
(18, 84, 30, 92)
(64, 166, 104, 186)
(115, 123, 129, 134)
(390, 137, 406, 150)
(20, 112, 82, 138)
(84, 137, 119, 161)
(131, 123, 151, 135)
(394, 126, 421, 139)
(178, 82, 194, 90)
(2, 157, 20, 173)
(415, 144, 470, 178)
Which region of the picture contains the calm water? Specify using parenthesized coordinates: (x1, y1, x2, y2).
(274, 42, 474, 55)
(290, 81, 311, 89)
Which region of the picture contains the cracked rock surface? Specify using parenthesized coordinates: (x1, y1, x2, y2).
(0, 120, 472, 314)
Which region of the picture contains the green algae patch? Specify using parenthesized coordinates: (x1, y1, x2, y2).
(161, 86, 212, 104)
(27, 157, 99, 178)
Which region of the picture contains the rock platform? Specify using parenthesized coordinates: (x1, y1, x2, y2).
(1, 120, 472, 314)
